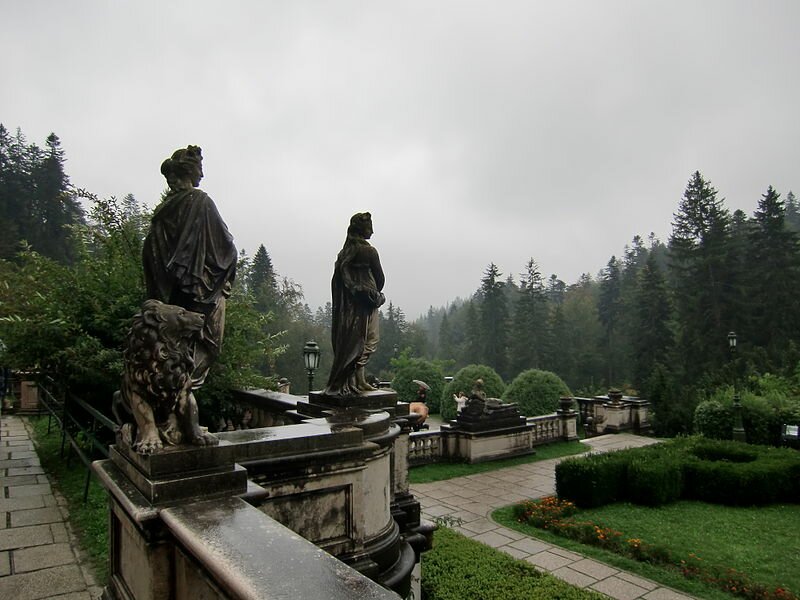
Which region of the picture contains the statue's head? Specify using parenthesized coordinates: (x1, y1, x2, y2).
(347, 212, 373, 240)
(161, 145, 203, 190)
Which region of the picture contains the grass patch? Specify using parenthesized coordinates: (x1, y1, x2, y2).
(410, 440, 588, 484)
(493, 501, 800, 600)
(27, 416, 109, 583)
(422, 526, 605, 600)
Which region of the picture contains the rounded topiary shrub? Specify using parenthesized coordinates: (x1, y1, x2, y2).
(440, 364, 505, 420)
(391, 357, 446, 413)
(693, 400, 732, 440)
(501, 369, 571, 417)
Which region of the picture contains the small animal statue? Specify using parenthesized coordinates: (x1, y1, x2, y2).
(113, 299, 218, 454)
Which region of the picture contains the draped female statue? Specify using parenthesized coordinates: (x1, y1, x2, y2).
(325, 212, 385, 396)
(142, 145, 237, 386)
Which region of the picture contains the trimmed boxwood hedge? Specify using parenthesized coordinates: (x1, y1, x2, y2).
(422, 527, 605, 600)
(556, 437, 800, 508)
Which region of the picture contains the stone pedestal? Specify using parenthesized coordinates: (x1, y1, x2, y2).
(629, 398, 651, 434)
(217, 388, 420, 598)
(602, 401, 627, 433)
(441, 422, 535, 463)
(558, 397, 580, 441)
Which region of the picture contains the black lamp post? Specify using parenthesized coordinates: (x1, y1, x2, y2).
(728, 331, 746, 443)
(303, 340, 321, 393)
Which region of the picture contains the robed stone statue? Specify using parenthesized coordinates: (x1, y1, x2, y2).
(324, 212, 386, 396)
(143, 145, 237, 386)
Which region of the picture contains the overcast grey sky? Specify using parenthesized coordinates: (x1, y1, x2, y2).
(3, 1, 798, 318)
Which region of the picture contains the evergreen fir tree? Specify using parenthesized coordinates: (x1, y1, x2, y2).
(748, 186, 800, 365)
(509, 258, 548, 375)
(478, 263, 509, 377)
(632, 252, 673, 386)
(669, 171, 733, 380)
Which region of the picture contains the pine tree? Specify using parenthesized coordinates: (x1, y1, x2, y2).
(462, 301, 483, 365)
(510, 258, 548, 375)
(598, 256, 623, 385)
(632, 252, 673, 386)
(748, 186, 800, 364)
(669, 171, 733, 380)
(784, 191, 800, 232)
(248, 244, 278, 313)
(478, 263, 509, 376)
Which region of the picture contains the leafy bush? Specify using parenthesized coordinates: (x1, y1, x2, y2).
(501, 369, 571, 417)
(697, 386, 800, 446)
(440, 364, 505, 420)
(693, 400, 732, 440)
(390, 354, 445, 412)
(421, 527, 604, 600)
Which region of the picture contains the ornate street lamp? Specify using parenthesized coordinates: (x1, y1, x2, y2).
(728, 331, 746, 442)
(303, 340, 321, 393)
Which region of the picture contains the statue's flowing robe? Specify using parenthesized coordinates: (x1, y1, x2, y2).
(325, 237, 385, 396)
(142, 188, 236, 384)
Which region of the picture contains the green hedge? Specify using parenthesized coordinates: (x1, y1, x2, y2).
(501, 369, 571, 417)
(440, 365, 505, 420)
(422, 527, 605, 600)
(555, 451, 628, 508)
(556, 437, 800, 508)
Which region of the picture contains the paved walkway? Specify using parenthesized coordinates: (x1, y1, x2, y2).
(411, 433, 698, 600)
(0, 414, 101, 600)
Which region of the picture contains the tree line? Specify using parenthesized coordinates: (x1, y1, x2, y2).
(2, 125, 798, 434)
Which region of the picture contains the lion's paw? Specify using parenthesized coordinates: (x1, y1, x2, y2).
(134, 437, 163, 454)
(191, 431, 219, 447)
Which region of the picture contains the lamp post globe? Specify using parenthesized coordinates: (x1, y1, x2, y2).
(303, 341, 321, 393)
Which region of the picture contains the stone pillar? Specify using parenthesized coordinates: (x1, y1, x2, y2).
(629, 398, 652, 434)
(557, 396, 579, 441)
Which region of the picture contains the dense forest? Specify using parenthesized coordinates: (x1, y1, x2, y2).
(2, 124, 799, 435)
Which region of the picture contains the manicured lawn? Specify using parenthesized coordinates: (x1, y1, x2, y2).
(409, 440, 589, 484)
(493, 500, 800, 600)
(28, 416, 109, 583)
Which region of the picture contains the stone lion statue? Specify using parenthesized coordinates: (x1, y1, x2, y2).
(113, 299, 218, 454)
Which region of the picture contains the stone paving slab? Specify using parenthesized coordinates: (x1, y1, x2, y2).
(0, 495, 46, 512)
(0, 564, 87, 600)
(8, 483, 52, 497)
(525, 550, 574, 571)
(13, 542, 76, 573)
(0, 524, 53, 551)
(552, 565, 598, 588)
(571, 557, 620, 579)
(591, 576, 651, 600)
(11, 506, 64, 527)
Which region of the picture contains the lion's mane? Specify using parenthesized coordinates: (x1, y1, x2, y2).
(122, 303, 196, 420)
